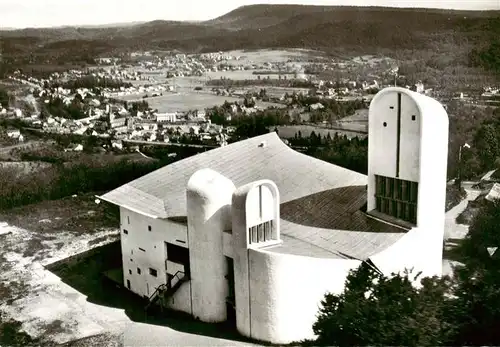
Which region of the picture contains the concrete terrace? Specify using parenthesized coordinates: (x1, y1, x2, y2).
(101, 133, 407, 260)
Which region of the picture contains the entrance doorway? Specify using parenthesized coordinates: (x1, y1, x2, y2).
(225, 256, 236, 328)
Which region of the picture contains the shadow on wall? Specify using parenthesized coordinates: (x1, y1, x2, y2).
(280, 185, 405, 233)
(46, 241, 256, 344)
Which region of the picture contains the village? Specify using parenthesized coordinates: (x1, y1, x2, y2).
(1, 49, 499, 154)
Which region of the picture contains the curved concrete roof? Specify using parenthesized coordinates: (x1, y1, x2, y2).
(101, 132, 406, 260)
(101, 132, 367, 218)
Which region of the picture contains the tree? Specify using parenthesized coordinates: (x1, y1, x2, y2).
(313, 263, 454, 346)
(474, 122, 500, 169)
(0, 88, 10, 108)
(459, 199, 500, 265)
(243, 97, 255, 108)
(450, 198, 500, 346)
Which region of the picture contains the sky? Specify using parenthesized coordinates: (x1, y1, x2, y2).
(2, 0, 499, 29)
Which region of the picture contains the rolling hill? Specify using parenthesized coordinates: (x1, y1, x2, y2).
(0, 4, 499, 74)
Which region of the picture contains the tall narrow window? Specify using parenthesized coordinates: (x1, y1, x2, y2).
(374, 175, 418, 225)
(248, 220, 275, 244)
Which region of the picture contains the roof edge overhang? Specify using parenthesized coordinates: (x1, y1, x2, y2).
(95, 194, 160, 219)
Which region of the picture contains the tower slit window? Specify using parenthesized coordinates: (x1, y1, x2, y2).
(248, 220, 275, 244)
(374, 175, 418, 225)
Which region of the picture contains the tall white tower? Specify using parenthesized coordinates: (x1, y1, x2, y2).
(367, 87, 449, 273)
(186, 169, 235, 322)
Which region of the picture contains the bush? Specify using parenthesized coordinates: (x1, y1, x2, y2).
(313, 263, 454, 346)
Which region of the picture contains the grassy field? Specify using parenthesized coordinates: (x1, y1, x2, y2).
(0, 193, 119, 235)
(225, 48, 322, 64)
(338, 109, 369, 123)
(117, 91, 282, 112)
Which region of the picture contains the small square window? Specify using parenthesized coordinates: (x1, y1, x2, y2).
(149, 268, 158, 277)
(411, 115, 416, 121)
(137, 268, 141, 275)
(148, 225, 152, 231)
(129, 269, 132, 275)
(123, 229, 128, 235)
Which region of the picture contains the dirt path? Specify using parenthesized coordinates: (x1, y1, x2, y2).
(442, 188, 481, 277)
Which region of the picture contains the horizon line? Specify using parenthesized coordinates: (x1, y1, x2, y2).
(1, 4, 499, 31)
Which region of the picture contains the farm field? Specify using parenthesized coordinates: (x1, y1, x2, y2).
(116, 91, 283, 112)
(223, 48, 324, 65)
(338, 109, 369, 123)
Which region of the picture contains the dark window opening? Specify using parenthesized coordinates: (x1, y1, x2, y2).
(226, 256, 235, 303)
(166, 242, 190, 276)
(128, 269, 132, 275)
(383, 122, 387, 127)
(411, 115, 416, 121)
(149, 268, 158, 277)
(374, 175, 418, 225)
(137, 268, 141, 275)
(130, 258, 133, 262)
(123, 229, 128, 235)
(248, 220, 274, 244)
(139, 247, 145, 252)
(127, 216, 130, 224)
(126, 279, 131, 289)
(148, 225, 152, 231)
(389, 106, 394, 109)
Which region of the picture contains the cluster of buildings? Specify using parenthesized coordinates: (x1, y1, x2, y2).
(100, 87, 450, 344)
(99, 51, 308, 80)
(4, 72, 232, 147)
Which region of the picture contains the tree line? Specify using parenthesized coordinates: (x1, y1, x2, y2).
(47, 75, 132, 91)
(40, 96, 87, 120)
(207, 97, 367, 129)
(207, 78, 315, 89)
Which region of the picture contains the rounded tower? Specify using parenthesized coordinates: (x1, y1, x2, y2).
(186, 168, 235, 322)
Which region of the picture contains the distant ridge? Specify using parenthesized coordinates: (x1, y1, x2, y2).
(0, 4, 498, 69)
(3, 4, 499, 31)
